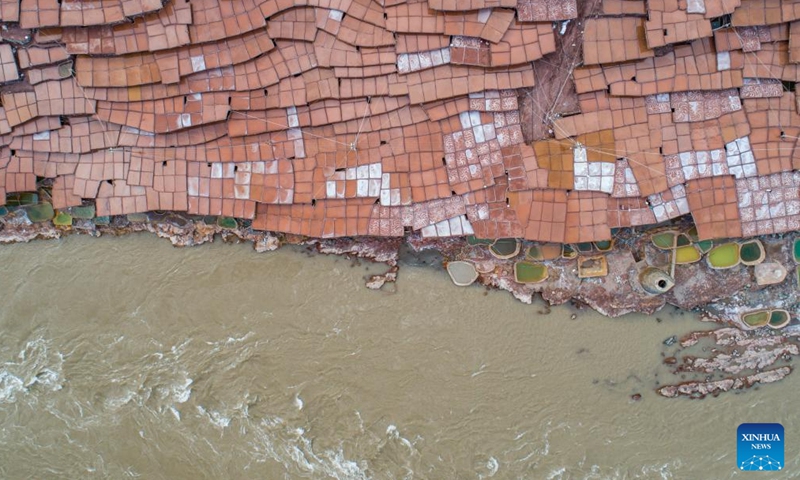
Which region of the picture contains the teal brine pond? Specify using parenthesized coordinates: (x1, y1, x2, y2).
(695, 239, 714, 253)
(793, 238, 800, 264)
(594, 240, 613, 252)
(675, 233, 691, 247)
(739, 240, 764, 265)
(489, 238, 519, 259)
(216, 216, 238, 229)
(769, 310, 791, 329)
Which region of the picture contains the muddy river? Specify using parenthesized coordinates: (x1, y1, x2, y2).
(0, 234, 797, 479)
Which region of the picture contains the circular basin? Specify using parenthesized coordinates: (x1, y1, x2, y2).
(514, 262, 549, 284)
(594, 240, 614, 252)
(447, 261, 479, 287)
(707, 243, 740, 269)
(741, 310, 769, 328)
(739, 240, 765, 266)
(793, 238, 800, 264)
(489, 238, 520, 259)
(754, 262, 788, 286)
(674, 245, 701, 264)
(768, 310, 791, 329)
(217, 216, 238, 229)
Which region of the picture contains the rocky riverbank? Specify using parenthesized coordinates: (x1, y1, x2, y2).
(1, 209, 798, 398)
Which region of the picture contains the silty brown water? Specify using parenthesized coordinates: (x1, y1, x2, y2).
(0, 234, 797, 479)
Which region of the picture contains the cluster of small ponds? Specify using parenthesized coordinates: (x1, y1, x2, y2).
(652, 229, 799, 328)
(651, 228, 768, 269)
(447, 236, 616, 287)
(447, 228, 800, 330)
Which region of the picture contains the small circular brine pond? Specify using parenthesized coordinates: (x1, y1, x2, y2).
(216, 216, 238, 229)
(742, 311, 769, 327)
(514, 261, 548, 284)
(707, 243, 740, 269)
(674, 245, 701, 264)
(594, 240, 613, 252)
(793, 238, 800, 264)
(739, 240, 764, 265)
(489, 238, 519, 258)
(447, 261, 479, 286)
(769, 310, 791, 329)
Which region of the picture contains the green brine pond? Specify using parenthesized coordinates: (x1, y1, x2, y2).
(707, 243, 740, 269)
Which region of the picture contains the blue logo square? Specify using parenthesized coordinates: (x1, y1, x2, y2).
(738, 423, 784, 471)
